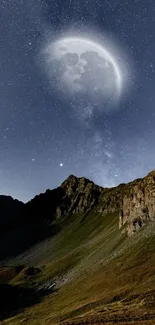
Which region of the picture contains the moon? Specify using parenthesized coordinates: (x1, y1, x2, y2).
(45, 37, 122, 107)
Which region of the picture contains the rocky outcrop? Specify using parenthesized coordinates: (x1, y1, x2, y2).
(60, 175, 102, 214)
(119, 170, 155, 235)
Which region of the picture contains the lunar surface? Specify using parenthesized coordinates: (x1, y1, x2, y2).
(45, 37, 122, 107)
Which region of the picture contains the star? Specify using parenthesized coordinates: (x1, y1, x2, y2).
(59, 163, 64, 167)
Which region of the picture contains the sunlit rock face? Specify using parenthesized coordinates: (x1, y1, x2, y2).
(59, 170, 155, 236)
(119, 170, 155, 235)
(60, 175, 102, 214)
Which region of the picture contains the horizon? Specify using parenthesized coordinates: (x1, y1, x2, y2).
(1, 168, 154, 204)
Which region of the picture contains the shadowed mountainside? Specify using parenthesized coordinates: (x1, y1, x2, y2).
(0, 195, 24, 233)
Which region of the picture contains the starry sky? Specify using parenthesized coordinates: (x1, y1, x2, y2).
(0, 0, 155, 202)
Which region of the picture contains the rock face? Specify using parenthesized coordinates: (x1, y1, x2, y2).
(59, 170, 155, 236)
(119, 170, 155, 235)
(59, 171, 155, 235)
(60, 175, 102, 214)
(25, 175, 102, 222)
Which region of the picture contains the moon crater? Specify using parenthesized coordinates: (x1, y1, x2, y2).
(45, 37, 122, 109)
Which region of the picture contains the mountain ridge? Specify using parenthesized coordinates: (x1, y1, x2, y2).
(1, 169, 155, 244)
(1, 170, 155, 324)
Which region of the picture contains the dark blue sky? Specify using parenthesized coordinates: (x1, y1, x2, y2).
(0, 0, 155, 202)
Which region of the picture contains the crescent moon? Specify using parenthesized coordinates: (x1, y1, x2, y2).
(50, 37, 122, 95)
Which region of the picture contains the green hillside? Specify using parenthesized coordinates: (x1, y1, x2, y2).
(1, 206, 155, 325)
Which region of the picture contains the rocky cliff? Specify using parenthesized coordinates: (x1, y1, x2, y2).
(60, 175, 102, 214)
(119, 170, 155, 235)
(59, 170, 155, 236)
(15, 170, 155, 236)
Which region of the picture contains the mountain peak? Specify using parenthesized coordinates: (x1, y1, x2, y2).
(146, 169, 155, 178)
(61, 174, 97, 186)
(61, 174, 78, 184)
(61, 174, 99, 196)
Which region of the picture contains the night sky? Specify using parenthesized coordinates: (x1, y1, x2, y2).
(0, 0, 155, 202)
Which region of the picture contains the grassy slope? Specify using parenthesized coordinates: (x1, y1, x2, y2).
(2, 210, 155, 325)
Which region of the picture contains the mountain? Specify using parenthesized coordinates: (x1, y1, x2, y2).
(1, 171, 155, 324)
(0, 195, 24, 232)
(25, 169, 155, 235)
(0, 175, 103, 260)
